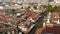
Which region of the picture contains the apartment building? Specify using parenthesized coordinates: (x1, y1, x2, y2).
(51, 12, 60, 24)
(44, 12, 60, 34)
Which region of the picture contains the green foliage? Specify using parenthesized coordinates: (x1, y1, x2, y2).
(44, 11, 49, 16)
(46, 4, 53, 12)
(44, 4, 60, 16)
(38, 23, 43, 28)
(43, 4, 52, 16)
(5, 24, 11, 27)
(12, 9, 16, 15)
(50, 20, 52, 23)
(52, 6, 60, 12)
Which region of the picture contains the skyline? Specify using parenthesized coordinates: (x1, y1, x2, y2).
(0, 0, 49, 3)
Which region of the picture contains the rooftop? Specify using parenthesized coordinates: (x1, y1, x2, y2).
(51, 12, 60, 15)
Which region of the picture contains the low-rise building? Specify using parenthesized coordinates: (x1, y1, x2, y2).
(51, 12, 60, 24)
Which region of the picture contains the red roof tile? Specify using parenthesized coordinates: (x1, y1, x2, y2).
(25, 12, 32, 17)
(51, 12, 60, 15)
(29, 13, 38, 19)
(25, 12, 38, 19)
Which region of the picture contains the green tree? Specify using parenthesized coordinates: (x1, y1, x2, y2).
(44, 11, 49, 16)
(38, 23, 43, 28)
(52, 6, 60, 12)
(12, 9, 16, 15)
(46, 4, 53, 12)
(44, 4, 53, 16)
(5, 24, 11, 27)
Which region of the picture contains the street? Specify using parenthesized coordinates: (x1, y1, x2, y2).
(28, 12, 44, 34)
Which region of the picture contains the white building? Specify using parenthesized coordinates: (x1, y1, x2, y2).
(54, 0, 60, 3)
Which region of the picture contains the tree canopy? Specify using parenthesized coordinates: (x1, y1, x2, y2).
(44, 4, 60, 16)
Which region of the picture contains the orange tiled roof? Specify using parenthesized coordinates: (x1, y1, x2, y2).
(51, 12, 60, 15)
(25, 12, 38, 19)
(29, 13, 38, 19)
(25, 11, 32, 17)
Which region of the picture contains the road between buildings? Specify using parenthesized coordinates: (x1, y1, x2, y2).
(28, 13, 44, 34)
